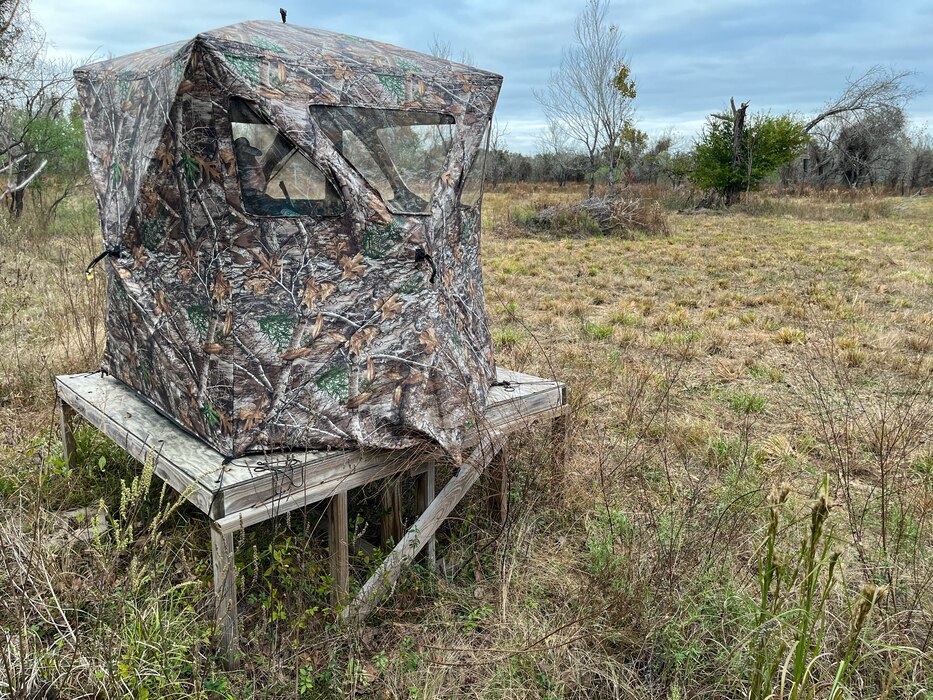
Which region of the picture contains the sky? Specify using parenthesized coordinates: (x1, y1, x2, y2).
(33, 0, 933, 154)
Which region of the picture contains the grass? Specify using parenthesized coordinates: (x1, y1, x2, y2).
(1, 182, 932, 697)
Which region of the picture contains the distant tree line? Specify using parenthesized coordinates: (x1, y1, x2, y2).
(490, 0, 931, 206)
(488, 71, 931, 200)
(482, 126, 694, 190)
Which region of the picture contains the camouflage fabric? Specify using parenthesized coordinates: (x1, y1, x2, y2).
(74, 21, 501, 459)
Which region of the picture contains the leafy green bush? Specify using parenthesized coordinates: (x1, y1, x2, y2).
(692, 111, 808, 205)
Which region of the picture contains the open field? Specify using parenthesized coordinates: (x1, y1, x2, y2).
(1, 185, 931, 698)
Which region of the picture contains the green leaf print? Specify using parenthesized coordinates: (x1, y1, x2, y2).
(361, 220, 401, 259)
(187, 304, 210, 342)
(315, 364, 350, 403)
(259, 313, 296, 352)
(377, 74, 405, 101)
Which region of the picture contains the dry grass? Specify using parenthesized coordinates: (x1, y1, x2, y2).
(1, 183, 932, 698)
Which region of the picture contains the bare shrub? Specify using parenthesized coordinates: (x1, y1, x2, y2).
(797, 320, 933, 669)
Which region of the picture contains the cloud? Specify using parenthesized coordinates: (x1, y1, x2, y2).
(32, 0, 932, 153)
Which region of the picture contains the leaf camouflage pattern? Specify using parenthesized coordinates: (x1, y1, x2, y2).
(74, 20, 501, 459)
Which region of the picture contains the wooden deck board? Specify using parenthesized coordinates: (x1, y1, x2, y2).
(56, 368, 567, 522)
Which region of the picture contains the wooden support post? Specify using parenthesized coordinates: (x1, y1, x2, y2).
(380, 479, 403, 547)
(487, 450, 509, 527)
(327, 491, 349, 607)
(210, 525, 239, 669)
(345, 433, 505, 623)
(57, 398, 77, 471)
(414, 463, 436, 571)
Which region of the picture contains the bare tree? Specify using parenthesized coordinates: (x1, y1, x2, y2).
(427, 33, 473, 66)
(0, 0, 26, 82)
(804, 66, 917, 135)
(833, 107, 907, 187)
(803, 66, 918, 188)
(535, 0, 636, 196)
(484, 119, 509, 190)
(906, 127, 933, 191)
(0, 3, 77, 217)
(428, 34, 451, 62)
(538, 118, 574, 186)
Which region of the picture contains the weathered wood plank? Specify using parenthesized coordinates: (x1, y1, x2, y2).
(461, 403, 570, 449)
(55, 373, 357, 491)
(327, 491, 349, 607)
(214, 451, 416, 533)
(57, 398, 77, 472)
(56, 376, 216, 514)
(414, 463, 436, 571)
(210, 525, 238, 669)
(344, 433, 505, 622)
(380, 479, 404, 547)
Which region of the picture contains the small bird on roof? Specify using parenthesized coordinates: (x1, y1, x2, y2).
(280, 8, 287, 23)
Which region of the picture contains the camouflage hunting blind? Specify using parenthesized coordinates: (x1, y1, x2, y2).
(74, 21, 502, 458)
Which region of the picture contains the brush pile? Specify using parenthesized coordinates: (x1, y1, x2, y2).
(517, 194, 670, 238)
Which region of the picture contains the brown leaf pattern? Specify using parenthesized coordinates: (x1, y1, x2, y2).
(419, 327, 440, 354)
(374, 293, 402, 322)
(340, 253, 365, 282)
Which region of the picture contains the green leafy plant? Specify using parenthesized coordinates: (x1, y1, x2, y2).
(692, 111, 808, 205)
(748, 477, 893, 700)
(583, 320, 614, 341)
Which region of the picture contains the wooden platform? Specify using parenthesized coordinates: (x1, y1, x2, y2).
(55, 368, 568, 667)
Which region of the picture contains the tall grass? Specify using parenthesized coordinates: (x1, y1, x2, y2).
(1, 183, 932, 697)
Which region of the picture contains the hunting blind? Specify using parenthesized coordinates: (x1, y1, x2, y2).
(64, 21, 567, 663)
(74, 20, 502, 458)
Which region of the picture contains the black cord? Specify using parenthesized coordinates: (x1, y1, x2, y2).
(491, 379, 559, 392)
(84, 247, 121, 279)
(219, 455, 301, 490)
(490, 379, 516, 392)
(252, 456, 300, 489)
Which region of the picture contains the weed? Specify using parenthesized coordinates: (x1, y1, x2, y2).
(493, 327, 524, 348)
(727, 391, 767, 415)
(582, 320, 614, 341)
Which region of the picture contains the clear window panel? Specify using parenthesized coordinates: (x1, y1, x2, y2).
(310, 105, 455, 215)
(341, 129, 394, 203)
(230, 100, 345, 218)
(461, 123, 490, 207)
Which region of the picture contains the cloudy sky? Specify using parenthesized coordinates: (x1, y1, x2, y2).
(33, 0, 932, 153)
